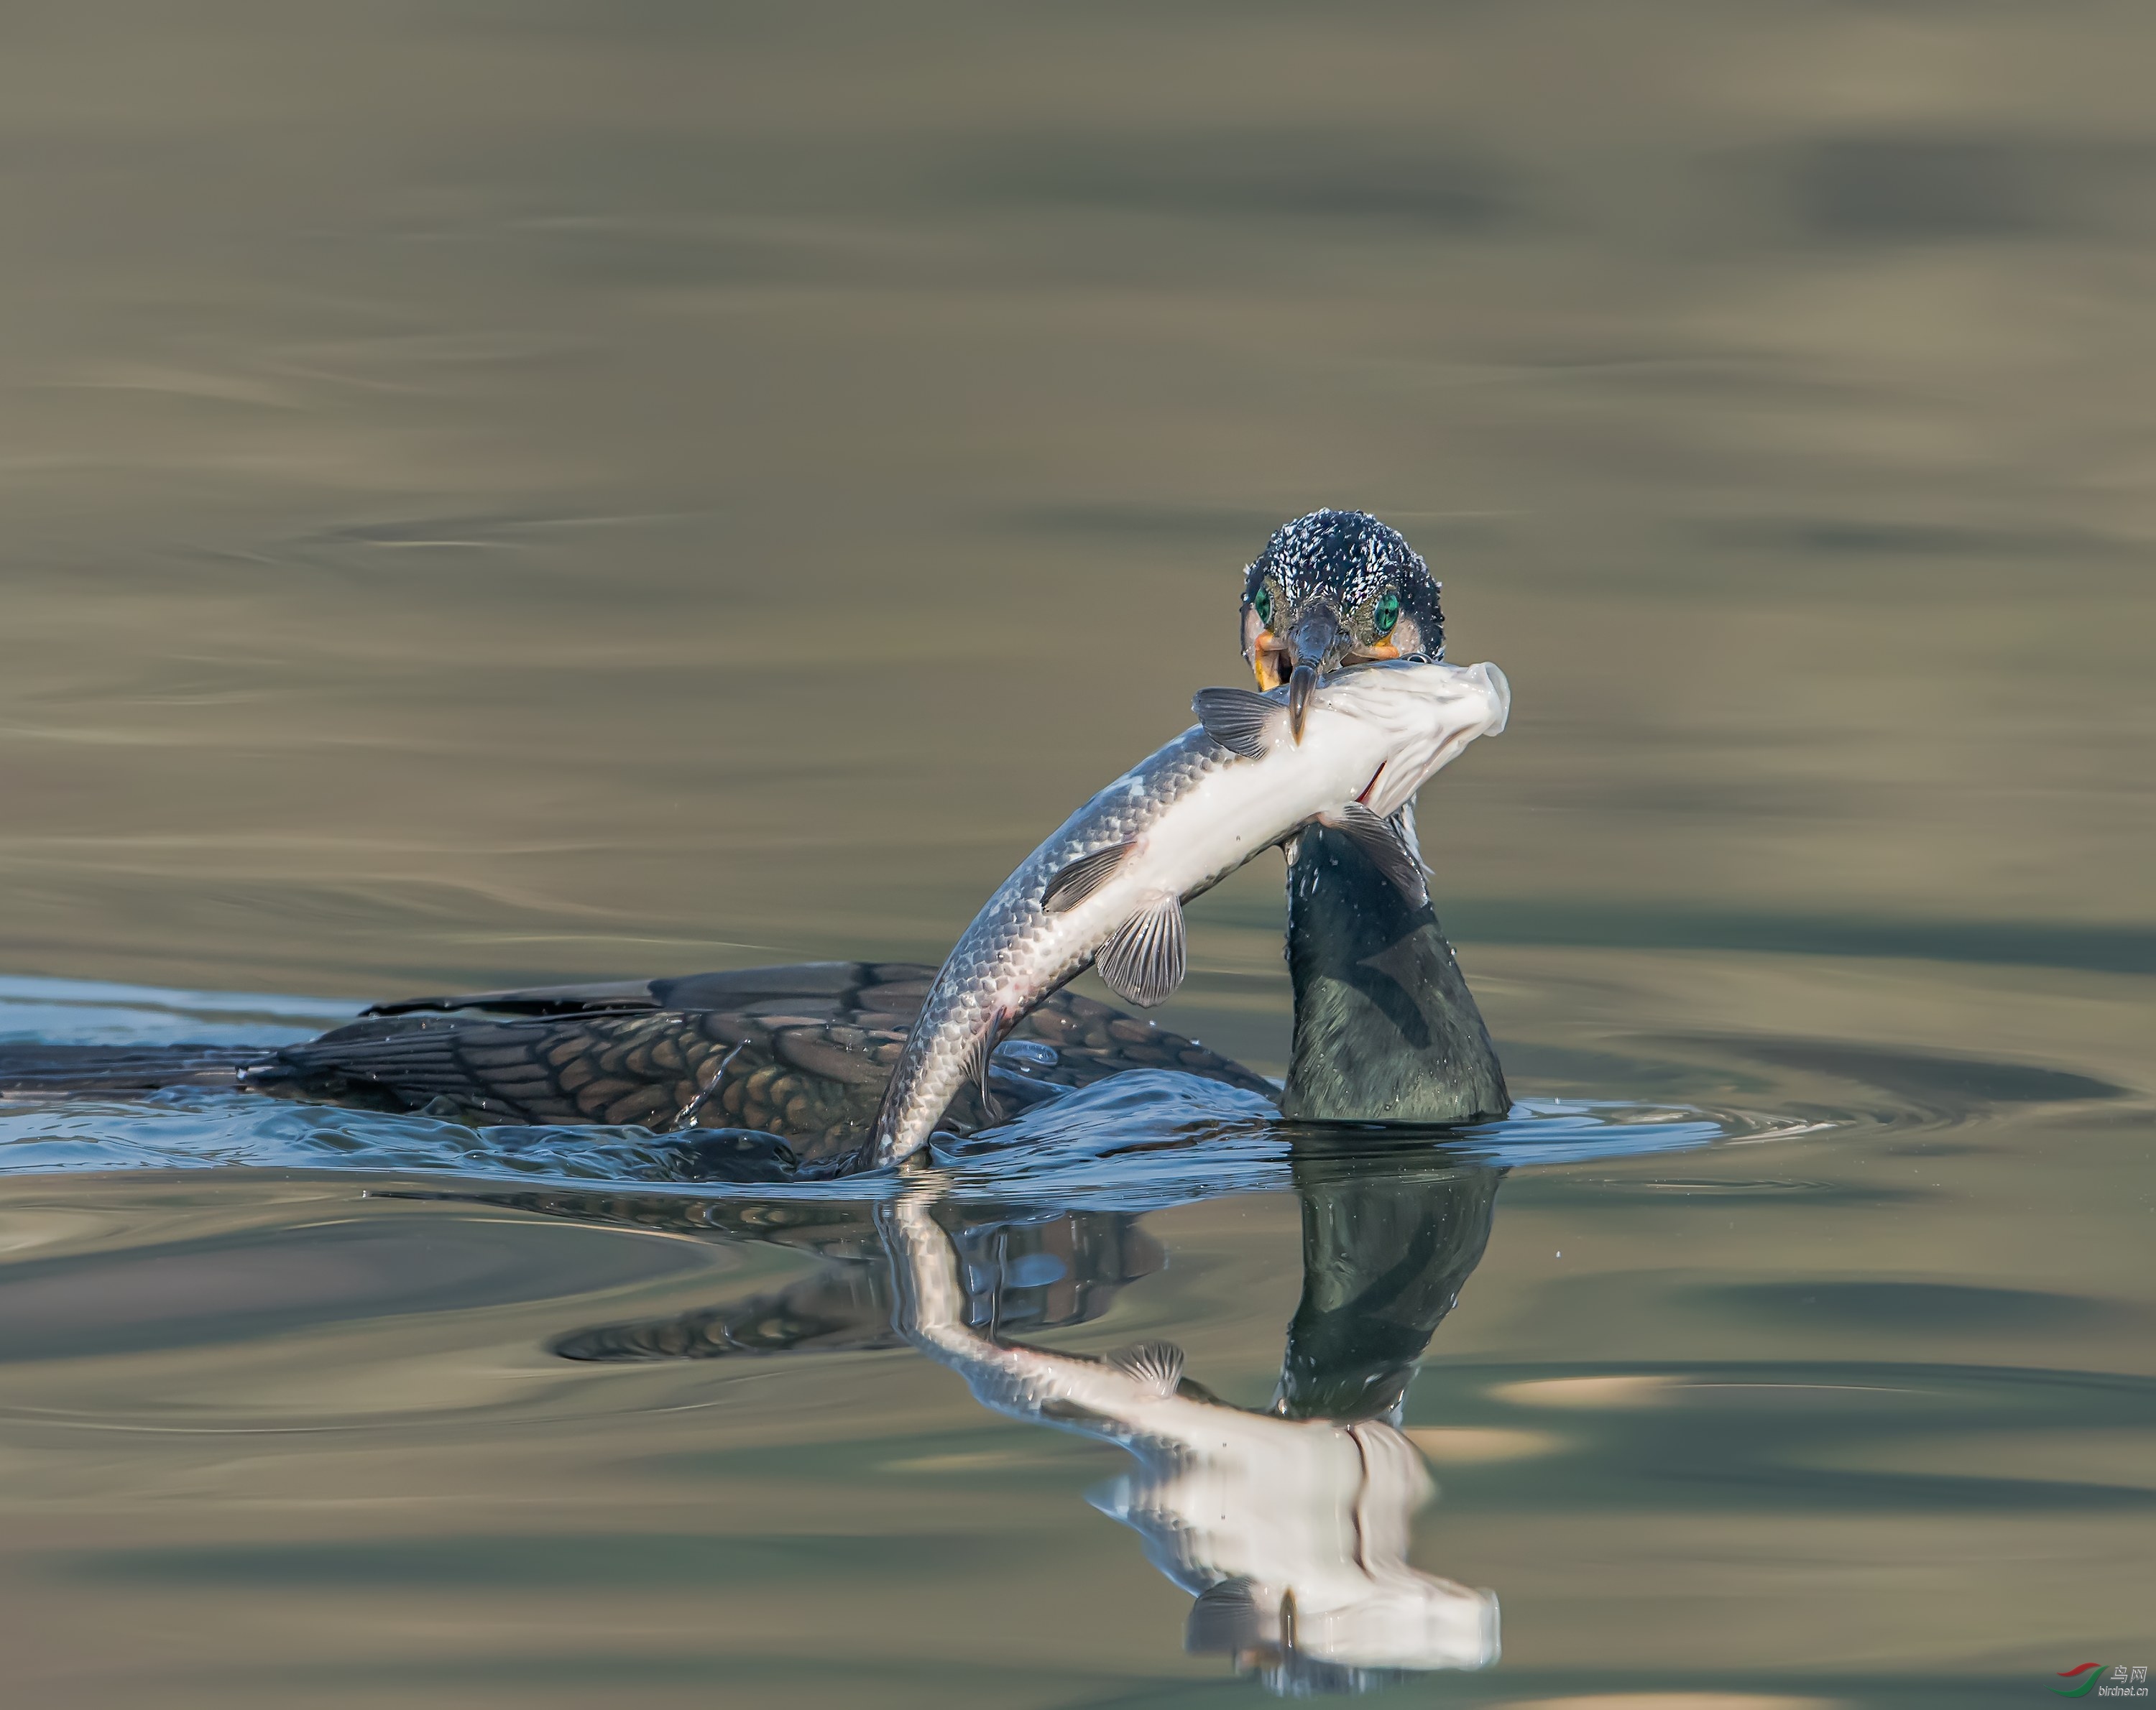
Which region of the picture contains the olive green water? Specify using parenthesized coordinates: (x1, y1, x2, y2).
(1, 5, 2151, 1706)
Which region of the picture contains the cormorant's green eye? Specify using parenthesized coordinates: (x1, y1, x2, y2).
(1253, 586, 1273, 629)
(1373, 591, 1400, 637)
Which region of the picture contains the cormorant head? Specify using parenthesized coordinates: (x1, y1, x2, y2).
(1240, 510, 1445, 738)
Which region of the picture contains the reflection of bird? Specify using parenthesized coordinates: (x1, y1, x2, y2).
(1273, 1138, 1503, 1422)
(0, 510, 1507, 1157)
(534, 1135, 1509, 1695)
(546, 1199, 1164, 1362)
(878, 1183, 1499, 1693)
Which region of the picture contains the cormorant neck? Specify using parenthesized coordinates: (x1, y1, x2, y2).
(1280, 824, 1509, 1125)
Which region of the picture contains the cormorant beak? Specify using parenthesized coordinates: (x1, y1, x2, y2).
(1284, 606, 1346, 742)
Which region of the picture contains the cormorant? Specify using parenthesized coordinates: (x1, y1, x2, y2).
(0, 512, 1508, 1164)
(1240, 509, 1509, 1127)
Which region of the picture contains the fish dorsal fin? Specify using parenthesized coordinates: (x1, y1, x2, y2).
(1041, 841, 1134, 914)
(1095, 895, 1187, 1008)
(1193, 686, 1286, 759)
(1107, 1339, 1186, 1396)
(1322, 801, 1431, 910)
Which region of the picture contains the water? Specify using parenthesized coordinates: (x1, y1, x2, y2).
(1, 5, 2152, 1705)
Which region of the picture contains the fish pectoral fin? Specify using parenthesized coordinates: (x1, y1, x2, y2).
(1322, 802, 1432, 910)
(1041, 841, 1135, 914)
(1106, 1339, 1185, 1397)
(1192, 686, 1286, 759)
(1095, 896, 1187, 1008)
(1391, 800, 1424, 868)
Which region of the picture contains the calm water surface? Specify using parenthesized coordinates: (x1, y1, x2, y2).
(1, 6, 2150, 1706)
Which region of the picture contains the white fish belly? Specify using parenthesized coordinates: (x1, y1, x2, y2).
(1075, 731, 1382, 921)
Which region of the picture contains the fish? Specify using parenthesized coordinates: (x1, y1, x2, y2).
(862, 658, 1510, 1167)
(877, 1186, 1500, 1678)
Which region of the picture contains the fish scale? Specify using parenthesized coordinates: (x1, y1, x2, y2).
(868, 731, 1228, 1163)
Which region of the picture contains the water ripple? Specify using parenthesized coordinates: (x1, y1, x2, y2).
(0, 974, 1843, 1210)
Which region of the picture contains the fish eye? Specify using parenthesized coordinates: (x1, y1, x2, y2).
(1373, 591, 1400, 637)
(1253, 584, 1273, 629)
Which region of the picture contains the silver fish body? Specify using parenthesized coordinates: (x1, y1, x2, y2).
(866, 659, 1511, 1166)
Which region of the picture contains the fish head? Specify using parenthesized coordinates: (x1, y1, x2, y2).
(1313, 660, 1511, 821)
(1241, 511, 1446, 736)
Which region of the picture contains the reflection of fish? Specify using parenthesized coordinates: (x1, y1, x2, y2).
(878, 1187, 1499, 1685)
(866, 660, 1511, 1167)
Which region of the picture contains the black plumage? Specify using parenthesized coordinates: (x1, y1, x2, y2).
(227, 961, 1273, 1165)
(1, 962, 1272, 1168)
